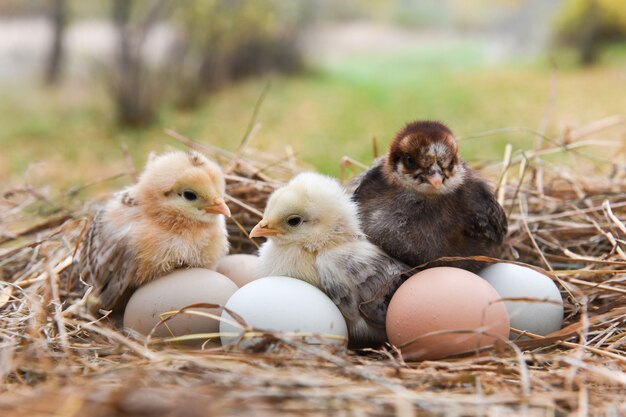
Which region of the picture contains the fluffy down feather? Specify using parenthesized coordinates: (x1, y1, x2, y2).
(252, 172, 410, 348)
(77, 151, 231, 311)
(351, 121, 507, 272)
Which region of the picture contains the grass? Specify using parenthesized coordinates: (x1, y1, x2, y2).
(1, 40, 625, 194)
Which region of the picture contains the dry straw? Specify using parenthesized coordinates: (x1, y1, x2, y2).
(1, 117, 626, 417)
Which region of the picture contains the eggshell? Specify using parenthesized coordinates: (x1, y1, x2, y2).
(220, 276, 348, 346)
(386, 267, 510, 361)
(123, 268, 238, 343)
(216, 254, 259, 287)
(478, 263, 563, 338)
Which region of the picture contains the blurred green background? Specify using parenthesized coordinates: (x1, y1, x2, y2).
(1, 0, 625, 192)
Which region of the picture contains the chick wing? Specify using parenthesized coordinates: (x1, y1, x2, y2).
(463, 178, 507, 245)
(80, 206, 137, 311)
(316, 239, 409, 328)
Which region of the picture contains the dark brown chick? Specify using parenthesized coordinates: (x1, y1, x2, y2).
(351, 121, 507, 272)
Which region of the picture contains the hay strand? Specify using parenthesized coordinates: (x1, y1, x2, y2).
(1, 120, 626, 416)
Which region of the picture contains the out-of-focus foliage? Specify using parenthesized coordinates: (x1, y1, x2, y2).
(389, 0, 448, 28)
(109, 0, 170, 127)
(0, 0, 110, 18)
(554, 0, 626, 65)
(108, 0, 311, 126)
(0, 0, 47, 16)
(169, 0, 305, 107)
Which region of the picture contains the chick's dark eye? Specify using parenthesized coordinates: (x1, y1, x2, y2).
(404, 154, 416, 169)
(287, 215, 302, 227)
(181, 190, 198, 201)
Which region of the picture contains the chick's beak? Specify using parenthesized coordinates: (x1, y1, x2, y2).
(426, 171, 443, 189)
(250, 220, 281, 238)
(205, 197, 231, 217)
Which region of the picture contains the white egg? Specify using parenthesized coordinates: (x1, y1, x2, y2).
(478, 263, 564, 338)
(217, 254, 259, 287)
(123, 268, 238, 344)
(219, 276, 348, 346)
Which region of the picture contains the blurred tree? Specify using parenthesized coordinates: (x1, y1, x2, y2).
(111, 0, 169, 127)
(107, 0, 308, 126)
(44, 0, 67, 85)
(555, 0, 626, 65)
(168, 0, 305, 108)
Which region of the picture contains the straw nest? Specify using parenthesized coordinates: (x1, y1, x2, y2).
(1, 120, 626, 417)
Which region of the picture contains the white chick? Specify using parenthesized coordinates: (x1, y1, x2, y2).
(78, 151, 231, 311)
(250, 172, 410, 348)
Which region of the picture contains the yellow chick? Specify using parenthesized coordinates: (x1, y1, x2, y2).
(78, 151, 231, 311)
(250, 172, 409, 348)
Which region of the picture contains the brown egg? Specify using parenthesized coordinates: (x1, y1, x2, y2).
(386, 267, 509, 360)
(216, 254, 259, 287)
(123, 268, 238, 344)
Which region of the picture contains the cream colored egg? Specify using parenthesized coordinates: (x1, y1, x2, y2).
(216, 254, 260, 287)
(123, 268, 238, 344)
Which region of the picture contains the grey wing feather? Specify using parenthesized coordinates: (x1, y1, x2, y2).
(352, 253, 407, 328)
(318, 273, 360, 322)
(317, 248, 408, 328)
(79, 211, 136, 310)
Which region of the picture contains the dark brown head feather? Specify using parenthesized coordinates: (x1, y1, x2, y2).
(388, 121, 457, 168)
(382, 121, 461, 193)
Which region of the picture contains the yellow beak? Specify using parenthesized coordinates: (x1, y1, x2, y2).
(205, 197, 231, 217)
(249, 220, 281, 238)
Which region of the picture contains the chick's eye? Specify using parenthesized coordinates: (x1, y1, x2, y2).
(404, 154, 416, 169)
(181, 190, 198, 201)
(287, 215, 302, 227)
